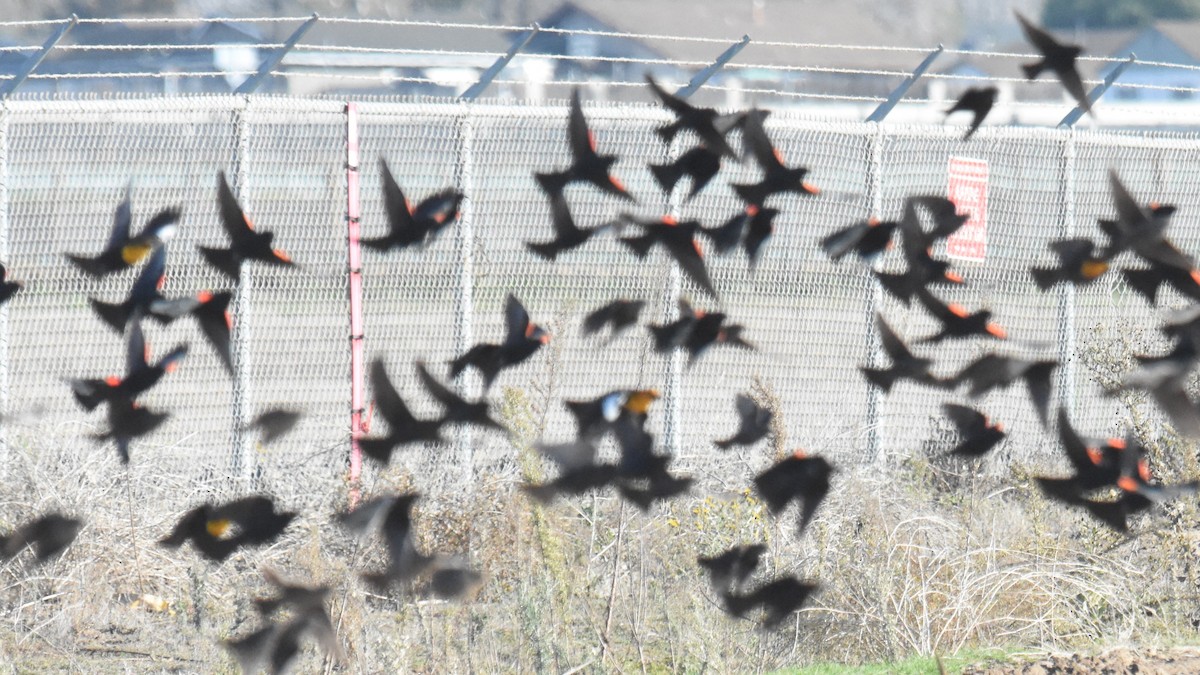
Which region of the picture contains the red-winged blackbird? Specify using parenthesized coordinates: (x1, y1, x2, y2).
(753, 450, 834, 535)
(160, 496, 297, 562)
(0, 262, 19, 306)
(91, 395, 169, 464)
(89, 245, 197, 333)
(874, 197, 968, 304)
(1098, 203, 1177, 261)
(358, 359, 444, 466)
(947, 353, 1057, 427)
(723, 576, 818, 629)
(714, 394, 772, 450)
(199, 171, 295, 281)
(245, 408, 302, 445)
(942, 403, 1005, 457)
(700, 205, 781, 268)
(67, 185, 179, 277)
(645, 75, 738, 159)
(525, 192, 616, 260)
(821, 216, 898, 263)
(564, 388, 659, 441)
(363, 158, 462, 252)
(582, 299, 645, 340)
(535, 88, 634, 201)
(521, 461, 620, 504)
(1037, 422, 1195, 532)
(224, 606, 342, 675)
(338, 493, 436, 589)
(698, 544, 766, 593)
(647, 298, 702, 352)
(0, 513, 82, 562)
(620, 215, 717, 298)
(649, 146, 722, 201)
(1112, 339, 1200, 437)
(1103, 171, 1191, 271)
(732, 109, 819, 206)
(253, 568, 330, 616)
(616, 465, 693, 512)
(70, 314, 187, 411)
(415, 361, 503, 431)
(188, 290, 235, 376)
(1030, 238, 1110, 290)
(1162, 305, 1200, 351)
(425, 566, 484, 601)
(915, 288, 1007, 344)
(860, 314, 940, 393)
(683, 311, 754, 365)
(449, 295, 550, 390)
(1015, 11, 1091, 115)
(648, 300, 753, 365)
(1121, 265, 1200, 305)
(944, 87, 998, 140)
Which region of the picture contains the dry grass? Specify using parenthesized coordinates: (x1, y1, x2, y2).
(1, 323, 1199, 672)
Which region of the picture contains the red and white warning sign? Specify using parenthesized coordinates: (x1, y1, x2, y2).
(945, 157, 989, 263)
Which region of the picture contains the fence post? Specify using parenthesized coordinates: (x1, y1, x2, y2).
(0, 105, 9, 468)
(235, 13, 319, 95)
(345, 102, 365, 505)
(0, 15, 76, 99)
(865, 45, 943, 123)
(672, 35, 750, 99)
(459, 24, 540, 101)
(228, 96, 256, 485)
(1056, 130, 1078, 419)
(659, 134, 687, 458)
(863, 122, 885, 463)
(453, 103, 477, 487)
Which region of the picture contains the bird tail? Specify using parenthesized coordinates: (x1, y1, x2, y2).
(198, 246, 241, 282)
(359, 236, 395, 252)
(701, 215, 745, 255)
(1021, 62, 1045, 80)
(722, 591, 755, 618)
(1122, 268, 1164, 304)
(859, 366, 898, 393)
(649, 161, 683, 193)
(525, 241, 560, 261)
(619, 234, 656, 259)
(875, 271, 915, 304)
(69, 379, 111, 411)
(732, 182, 766, 206)
(655, 122, 680, 145)
(649, 324, 682, 353)
(90, 298, 133, 333)
(820, 225, 861, 261)
(520, 482, 560, 504)
(358, 436, 396, 466)
(535, 171, 570, 198)
(66, 254, 110, 278)
(1029, 266, 1060, 291)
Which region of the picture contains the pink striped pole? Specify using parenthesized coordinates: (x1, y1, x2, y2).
(345, 102, 365, 506)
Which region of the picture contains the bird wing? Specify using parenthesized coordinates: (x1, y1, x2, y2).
(216, 171, 254, 245)
(370, 358, 418, 429)
(106, 184, 134, 251)
(567, 88, 595, 160)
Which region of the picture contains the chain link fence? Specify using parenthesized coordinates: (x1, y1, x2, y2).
(0, 95, 1195, 500)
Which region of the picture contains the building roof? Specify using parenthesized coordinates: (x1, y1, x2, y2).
(528, 0, 960, 72)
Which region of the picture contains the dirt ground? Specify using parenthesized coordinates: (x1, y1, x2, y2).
(963, 647, 1200, 674)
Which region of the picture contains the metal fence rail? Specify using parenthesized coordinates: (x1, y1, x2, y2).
(0, 95, 1194, 500)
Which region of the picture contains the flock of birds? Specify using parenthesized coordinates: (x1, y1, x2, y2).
(0, 10, 1196, 671)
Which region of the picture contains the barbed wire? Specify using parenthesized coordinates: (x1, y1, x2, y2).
(0, 13, 1196, 114)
